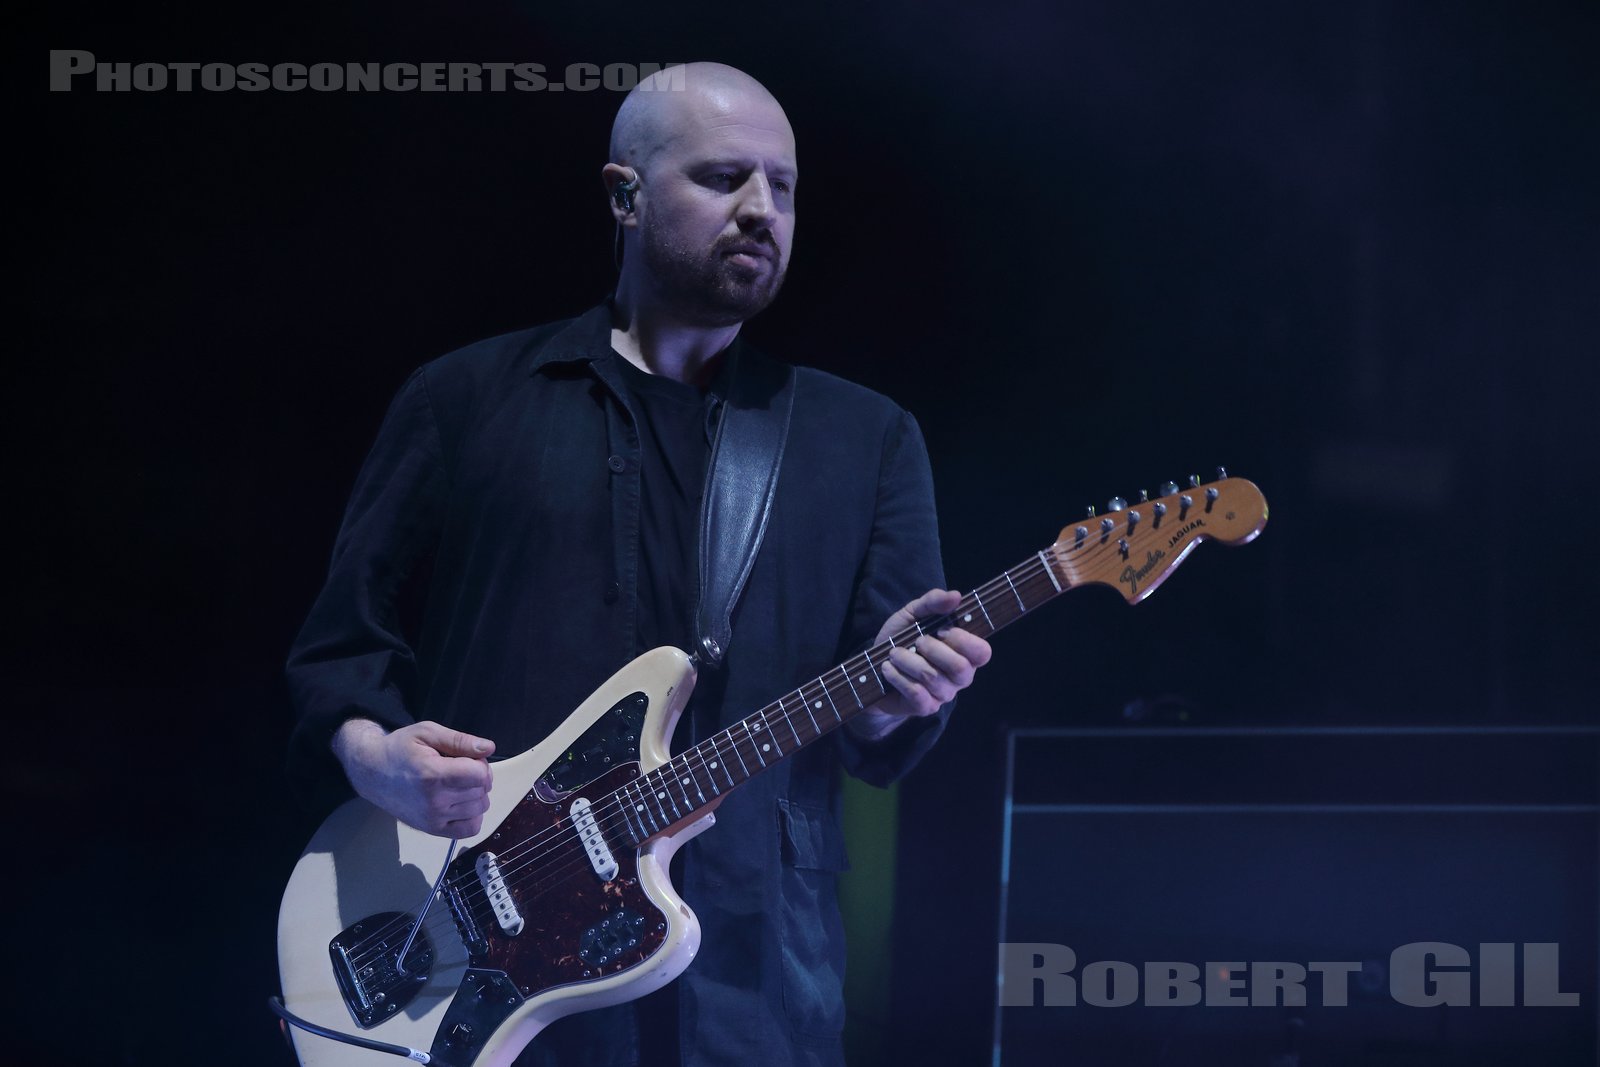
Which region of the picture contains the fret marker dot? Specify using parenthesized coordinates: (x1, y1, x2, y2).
(636, 804, 645, 812)
(858, 675, 866, 684)
(657, 792, 667, 800)
(813, 701, 822, 709)
(963, 613, 972, 622)
(762, 743, 771, 753)
(681, 777, 690, 785)
(709, 761, 718, 769)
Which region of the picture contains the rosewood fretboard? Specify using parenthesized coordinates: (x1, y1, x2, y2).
(606, 547, 1069, 847)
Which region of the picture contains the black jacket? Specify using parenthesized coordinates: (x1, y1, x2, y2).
(286, 304, 951, 1066)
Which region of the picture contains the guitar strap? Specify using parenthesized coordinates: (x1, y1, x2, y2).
(692, 344, 796, 669)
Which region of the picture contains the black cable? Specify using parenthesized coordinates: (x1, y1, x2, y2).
(268, 996, 431, 1063)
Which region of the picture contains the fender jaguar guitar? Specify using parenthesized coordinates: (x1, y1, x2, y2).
(276, 474, 1268, 1066)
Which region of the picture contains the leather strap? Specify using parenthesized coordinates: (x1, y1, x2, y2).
(693, 347, 795, 668)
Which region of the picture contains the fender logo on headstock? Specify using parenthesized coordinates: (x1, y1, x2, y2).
(1120, 548, 1167, 597)
(1053, 475, 1265, 605)
(1167, 518, 1205, 548)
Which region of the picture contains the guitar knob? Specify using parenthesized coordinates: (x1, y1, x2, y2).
(1107, 496, 1128, 512)
(1159, 481, 1179, 497)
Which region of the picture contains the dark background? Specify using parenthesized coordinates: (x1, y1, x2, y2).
(14, 1, 1598, 1064)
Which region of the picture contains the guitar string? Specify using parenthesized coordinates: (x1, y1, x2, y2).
(375, 506, 1169, 920)
(372, 550, 1066, 923)
(496, 560, 1068, 897)
(338, 542, 1103, 969)
(354, 493, 1217, 956)
(337, 624, 976, 971)
(342, 510, 1201, 972)
(338, 537, 1117, 971)
(340, 550, 1077, 969)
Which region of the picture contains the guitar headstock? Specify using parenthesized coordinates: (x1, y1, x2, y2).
(1051, 472, 1268, 603)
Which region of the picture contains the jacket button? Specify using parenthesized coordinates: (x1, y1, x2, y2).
(603, 582, 620, 604)
(607, 454, 626, 473)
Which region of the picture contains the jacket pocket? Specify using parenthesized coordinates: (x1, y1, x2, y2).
(776, 798, 850, 1044)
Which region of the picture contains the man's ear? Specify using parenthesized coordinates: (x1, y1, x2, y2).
(602, 164, 640, 223)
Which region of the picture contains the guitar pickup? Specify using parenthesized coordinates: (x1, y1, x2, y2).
(570, 796, 620, 881)
(475, 852, 525, 936)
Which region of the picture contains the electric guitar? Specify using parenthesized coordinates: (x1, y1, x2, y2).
(276, 474, 1269, 1066)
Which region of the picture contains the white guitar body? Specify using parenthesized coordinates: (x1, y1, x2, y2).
(278, 647, 713, 1067)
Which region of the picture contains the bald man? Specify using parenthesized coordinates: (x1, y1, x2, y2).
(288, 62, 988, 1066)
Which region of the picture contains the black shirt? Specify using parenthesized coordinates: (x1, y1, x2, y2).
(610, 351, 718, 658)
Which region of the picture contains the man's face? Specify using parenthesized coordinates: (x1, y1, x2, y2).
(634, 89, 797, 326)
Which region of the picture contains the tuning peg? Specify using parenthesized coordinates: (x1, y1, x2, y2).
(1107, 496, 1128, 512)
(1216, 465, 1229, 480)
(1188, 474, 1201, 488)
(1159, 481, 1179, 497)
(1085, 505, 1096, 518)
(1138, 489, 1150, 503)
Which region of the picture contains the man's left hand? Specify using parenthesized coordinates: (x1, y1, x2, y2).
(845, 588, 993, 743)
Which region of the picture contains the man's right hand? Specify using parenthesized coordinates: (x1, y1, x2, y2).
(332, 718, 496, 839)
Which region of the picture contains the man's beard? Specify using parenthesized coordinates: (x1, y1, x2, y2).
(638, 225, 787, 327)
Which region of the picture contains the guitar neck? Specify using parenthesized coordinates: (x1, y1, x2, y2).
(610, 475, 1268, 846)
(610, 548, 1067, 845)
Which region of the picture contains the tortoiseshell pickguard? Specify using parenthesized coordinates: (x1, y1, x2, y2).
(448, 693, 668, 999)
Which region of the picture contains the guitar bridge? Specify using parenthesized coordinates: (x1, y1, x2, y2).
(444, 875, 491, 960)
(328, 912, 435, 1029)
